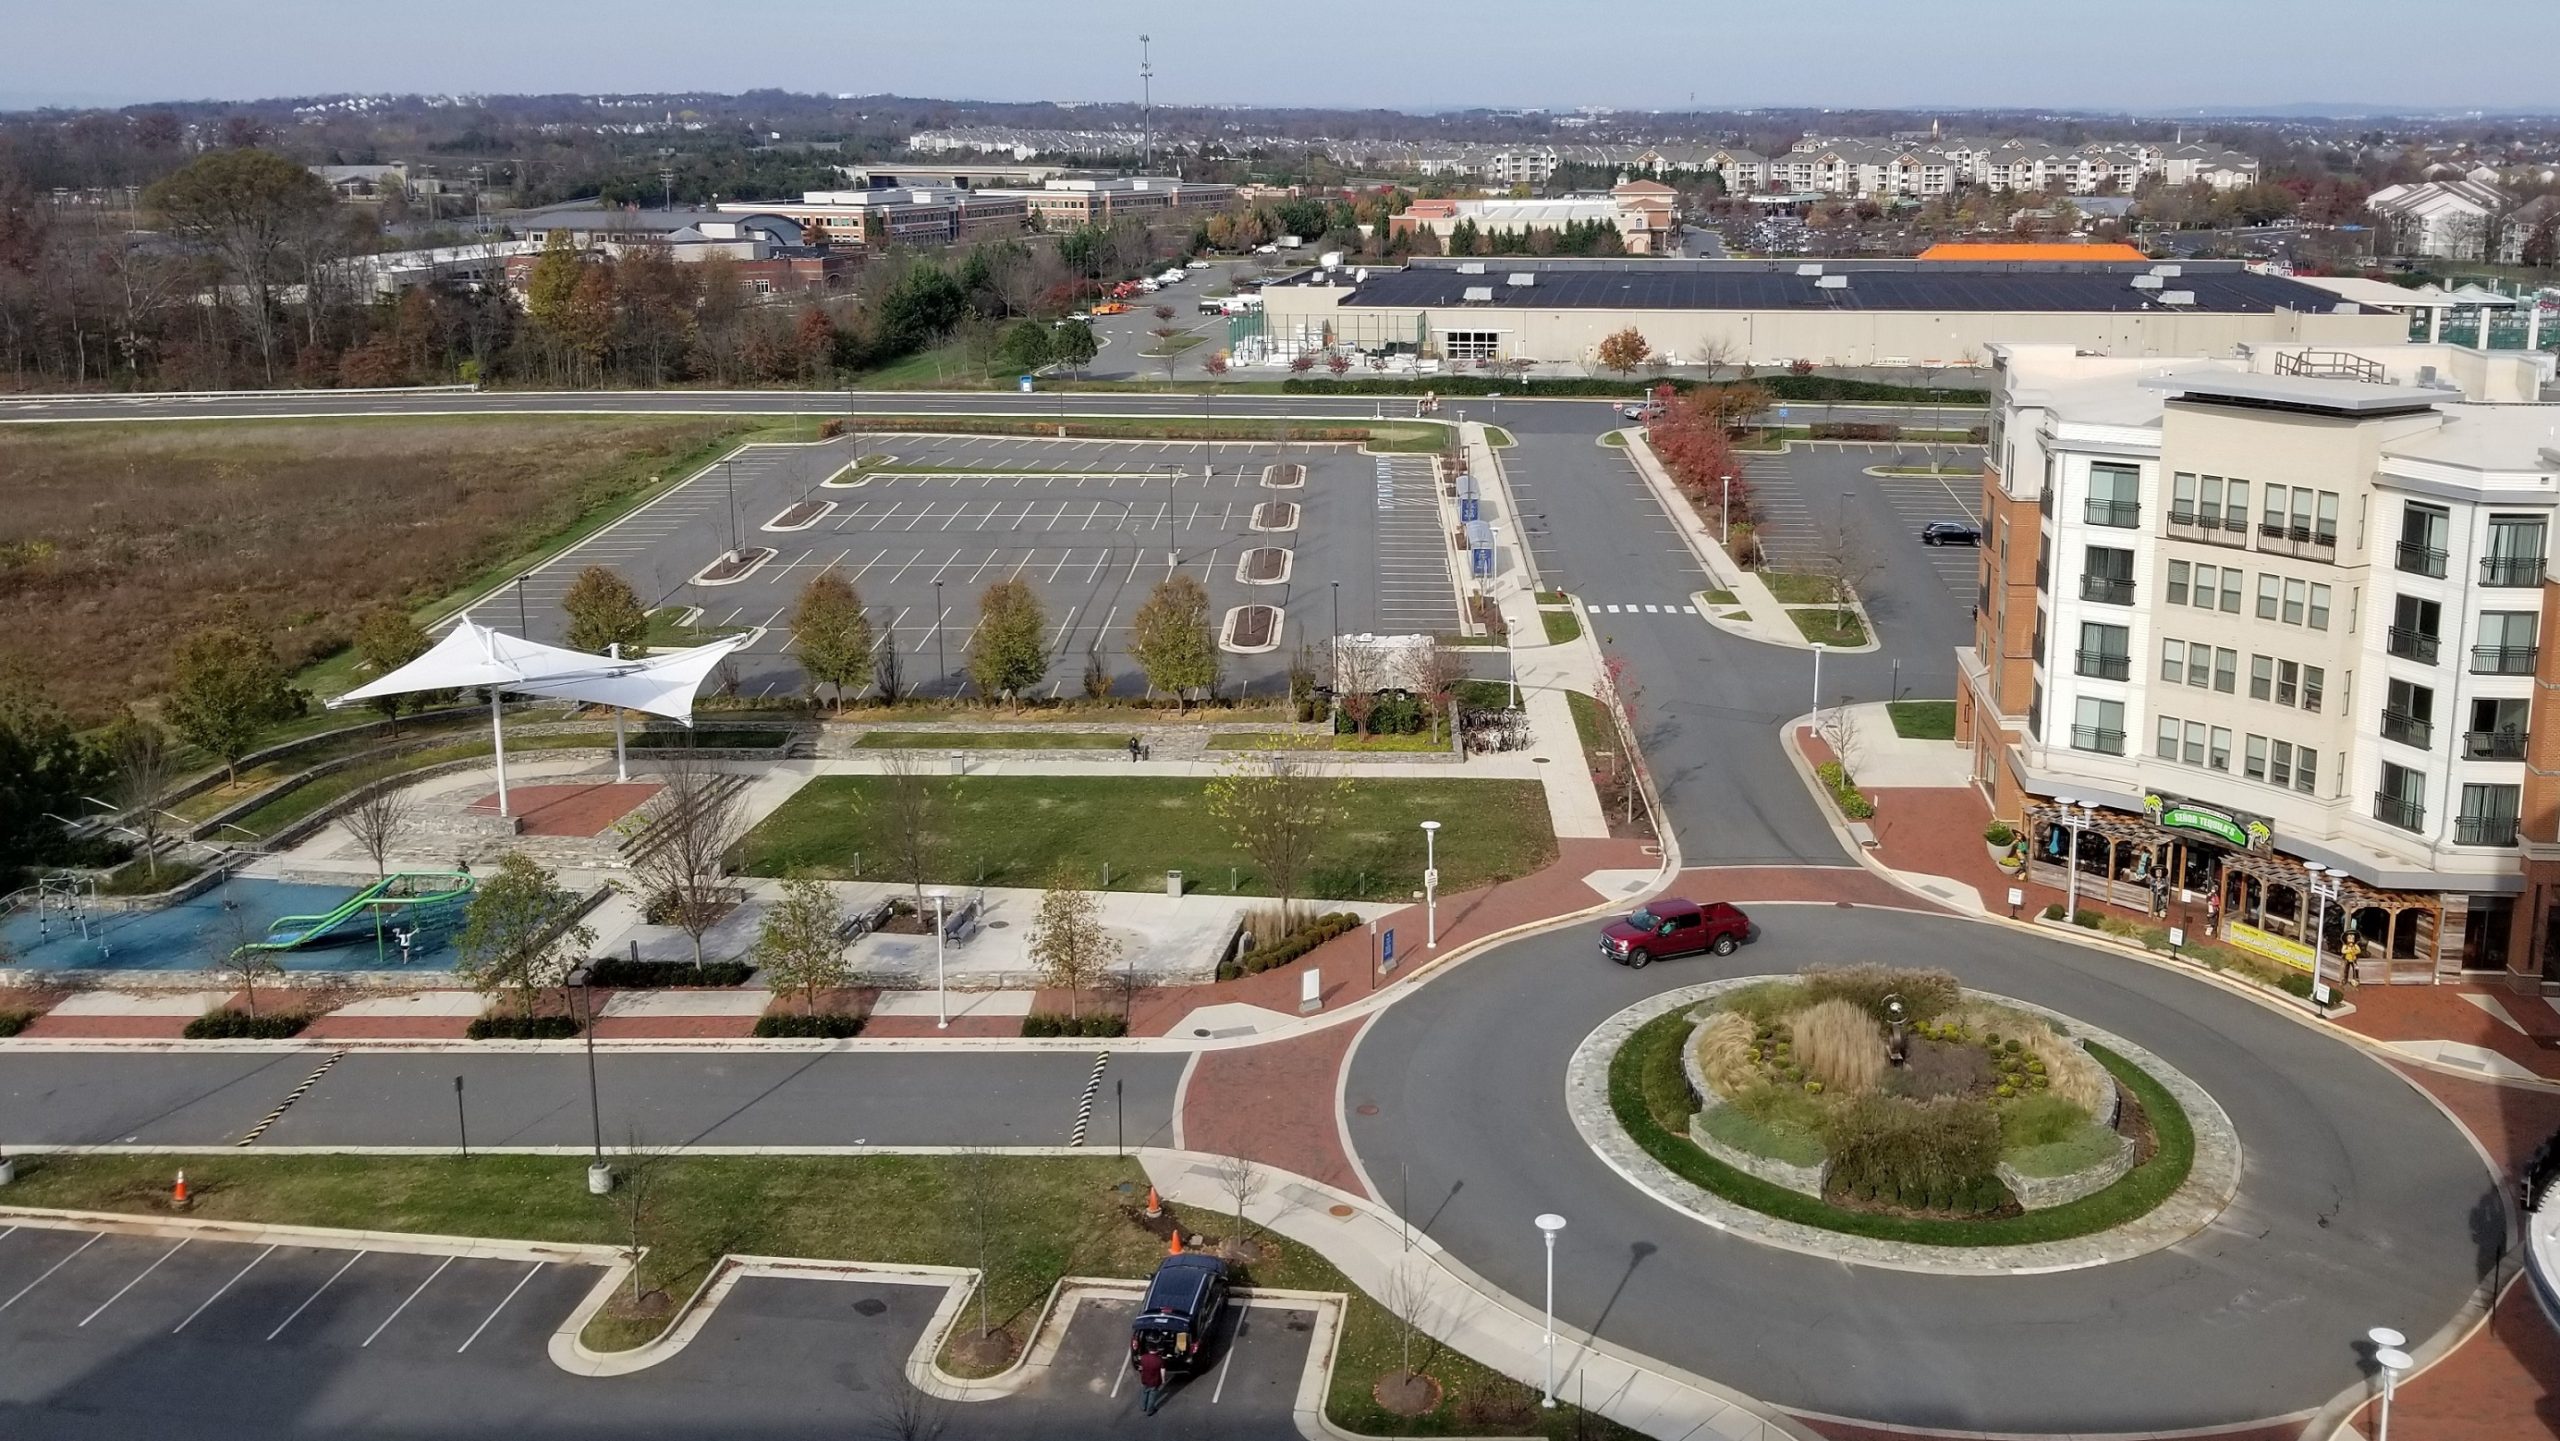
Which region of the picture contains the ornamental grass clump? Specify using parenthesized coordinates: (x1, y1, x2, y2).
(1790, 998, 1887, 1096)
(1822, 1093, 2005, 1215)
(1693, 1010, 1759, 1098)
(1801, 964, 1960, 1025)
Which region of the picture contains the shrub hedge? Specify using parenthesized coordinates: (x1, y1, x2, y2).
(1813, 759, 1875, 820)
(0, 1009, 35, 1038)
(1020, 1012, 1129, 1038)
(465, 1014, 581, 1040)
(1224, 911, 1363, 977)
(752, 1012, 865, 1038)
(1801, 964, 1960, 1025)
(182, 1009, 310, 1039)
(1276, 375, 1989, 405)
(1822, 1093, 2008, 1215)
(582, 958, 754, 989)
(1810, 422, 1900, 441)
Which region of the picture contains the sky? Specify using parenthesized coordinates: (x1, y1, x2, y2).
(5, 0, 2557, 115)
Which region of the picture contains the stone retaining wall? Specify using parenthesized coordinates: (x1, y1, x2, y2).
(1999, 1135, 2136, 1211)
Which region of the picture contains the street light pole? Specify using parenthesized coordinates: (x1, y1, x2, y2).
(1810, 642, 1826, 730)
(932, 890, 949, 1029)
(1421, 820, 1441, 948)
(725, 458, 740, 555)
(608, 643, 628, 783)
(1719, 473, 1734, 549)
(2305, 862, 2340, 1004)
(1534, 1212, 1566, 1407)
(2374, 1344, 2412, 1441)
(933, 580, 947, 698)
(574, 965, 611, 1194)
(2055, 796, 2082, 921)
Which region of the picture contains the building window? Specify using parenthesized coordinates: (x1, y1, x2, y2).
(2167, 561, 2189, 606)
(2376, 762, 2426, 831)
(2308, 583, 2331, 630)
(2161, 639, 2187, 684)
(2249, 654, 2272, 701)
(2156, 715, 2180, 760)
(2389, 594, 2441, 664)
(2457, 783, 2522, 846)
(2302, 665, 2324, 713)
(2468, 696, 2530, 760)
(2483, 516, 2547, 587)
(2244, 734, 2267, 780)
(2209, 726, 2232, 771)
(2072, 697, 2126, 755)
(2473, 611, 2540, 674)
(2171, 472, 2249, 532)
(2397, 503, 2450, 578)
(2261, 484, 2340, 546)
(2080, 546, 2134, 604)
(2213, 648, 2237, 693)
(2185, 642, 2211, 688)
(2383, 678, 2434, 750)
(2075, 622, 2130, 680)
(2182, 719, 2207, 765)
(2084, 462, 2140, 528)
(2257, 574, 2279, 620)
(1442, 330, 1501, 360)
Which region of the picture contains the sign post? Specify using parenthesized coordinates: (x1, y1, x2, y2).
(1381, 926, 1397, 976)
(1299, 968, 1321, 1014)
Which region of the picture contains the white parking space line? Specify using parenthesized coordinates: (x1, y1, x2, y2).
(1212, 1314, 1247, 1403)
(850, 549, 890, 581)
(268, 1250, 366, 1340)
(361, 1254, 455, 1347)
(80, 1239, 189, 1326)
(174, 1244, 277, 1333)
(1, 1232, 101, 1312)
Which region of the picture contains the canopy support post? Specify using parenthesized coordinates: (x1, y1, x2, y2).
(490, 688, 510, 818)
(610, 643, 628, 783)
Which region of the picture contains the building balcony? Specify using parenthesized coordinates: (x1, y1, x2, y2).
(2069, 725, 2125, 755)
(2395, 541, 2448, 578)
(2083, 499, 2140, 529)
(2470, 644, 2540, 676)
(2456, 814, 2520, 847)
(2386, 628, 2440, 664)
(2255, 523, 2338, 563)
(2078, 576, 2134, 605)
(2073, 650, 2131, 681)
(2380, 710, 2433, 749)
(2165, 508, 2250, 547)
(2481, 556, 2547, 587)
(2464, 729, 2529, 761)
(2372, 791, 2426, 832)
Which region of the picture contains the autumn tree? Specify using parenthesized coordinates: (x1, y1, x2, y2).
(968, 578, 1049, 710)
(143, 148, 334, 382)
(1131, 574, 1219, 711)
(455, 851, 597, 1018)
(1027, 861, 1120, 1019)
(1595, 327, 1653, 378)
(165, 624, 299, 783)
(562, 566, 651, 657)
(753, 874, 849, 1014)
(352, 607, 431, 720)
(792, 573, 875, 712)
(1206, 742, 1352, 921)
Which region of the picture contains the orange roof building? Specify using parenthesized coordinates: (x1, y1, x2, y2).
(1916, 242, 2148, 262)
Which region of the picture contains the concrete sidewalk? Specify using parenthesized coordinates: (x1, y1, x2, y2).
(1142, 1150, 1814, 1441)
(1618, 428, 1876, 654)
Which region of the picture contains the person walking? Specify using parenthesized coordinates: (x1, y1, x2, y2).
(1128, 735, 1143, 763)
(1136, 1347, 1167, 1416)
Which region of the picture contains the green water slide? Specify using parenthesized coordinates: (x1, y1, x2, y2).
(245, 872, 476, 954)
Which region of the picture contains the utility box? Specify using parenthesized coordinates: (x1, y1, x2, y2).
(1166, 871, 1183, 897)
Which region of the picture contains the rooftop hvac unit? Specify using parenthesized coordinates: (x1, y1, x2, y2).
(1458, 261, 1486, 274)
(2149, 264, 2182, 277)
(1816, 274, 1849, 289)
(1462, 286, 1496, 302)
(2131, 274, 2163, 290)
(1796, 263, 1825, 276)
(2160, 290, 2196, 306)
(1508, 272, 1537, 286)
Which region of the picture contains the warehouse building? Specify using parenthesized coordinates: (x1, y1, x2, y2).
(1246, 257, 2408, 369)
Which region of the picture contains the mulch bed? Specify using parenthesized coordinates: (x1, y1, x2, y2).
(1373, 1371, 1444, 1417)
(1252, 501, 1298, 529)
(1243, 547, 1287, 580)
(1262, 463, 1306, 489)
(1229, 606, 1278, 647)
(698, 547, 775, 581)
(772, 501, 825, 527)
(950, 1325, 1020, 1370)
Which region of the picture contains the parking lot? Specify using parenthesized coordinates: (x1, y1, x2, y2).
(0, 1224, 1316, 1440)
(1743, 442, 1984, 603)
(501, 431, 1461, 699)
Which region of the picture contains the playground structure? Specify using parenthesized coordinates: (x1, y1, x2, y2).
(0, 874, 104, 947)
(235, 871, 476, 966)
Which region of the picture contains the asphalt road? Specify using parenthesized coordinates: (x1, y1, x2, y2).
(0, 1048, 1184, 1152)
(0, 1227, 1314, 1439)
(1341, 904, 2496, 1433)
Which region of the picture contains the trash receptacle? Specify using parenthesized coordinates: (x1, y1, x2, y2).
(1166, 871, 1183, 897)
(949, 750, 966, 775)
(1018, 373, 1036, 393)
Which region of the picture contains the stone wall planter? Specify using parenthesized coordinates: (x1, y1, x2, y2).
(1999, 1135, 2136, 1211)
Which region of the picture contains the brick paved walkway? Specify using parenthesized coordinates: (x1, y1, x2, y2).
(2335, 984, 2560, 1082)
(467, 780, 659, 837)
(1177, 1019, 1366, 1197)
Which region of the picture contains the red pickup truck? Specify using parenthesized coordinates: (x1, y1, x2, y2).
(1599, 898, 1750, 968)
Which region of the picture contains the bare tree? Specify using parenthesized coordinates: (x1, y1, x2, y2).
(338, 786, 418, 878)
(1811, 516, 1881, 626)
(950, 1148, 1012, 1349)
(612, 1128, 680, 1307)
(1823, 702, 1864, 777)
(860, 1355, 953, 1441)
(1381, 1257, 1437, 1381)
(873, 631, 906, 706)
(1215, 1148, 1267, 1246)
(879, 748, 941, 910)
(1695, 333, 1737, 383)
(627, 746, 748, 967)
(107, 712, 177, 882)
(1419, 645, 1473, 747)
(206, 900, 283, 1017)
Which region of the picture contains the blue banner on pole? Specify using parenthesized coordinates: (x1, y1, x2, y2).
(1382, 928, 1396, 965)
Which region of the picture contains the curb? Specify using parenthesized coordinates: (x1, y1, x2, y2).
(1616, 429, 1878, 654)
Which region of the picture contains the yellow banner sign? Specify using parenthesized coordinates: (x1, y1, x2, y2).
(2225, 920, 2315, 974)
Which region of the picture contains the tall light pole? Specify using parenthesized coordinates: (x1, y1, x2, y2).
(2373, 1343, 2412, 1441)
(572, 963, 611, 1194)
(1420, 820, 1441, 948)
(2055, 796, 2082, 921)
(1719, 473, 1734, 549)
(2305, 862, 2341, 1004)
(932, 889, 950, 1029)
(725, 458, 741, 555)
(1810, 642, 1826, 731)
(933, 580, 947, 698)
(1534, 1212, 1567, 1408)
(1138, 35, 1154, 174)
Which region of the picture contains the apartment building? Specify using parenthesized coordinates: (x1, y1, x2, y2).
(720, 188, 1029, 249)
(1956, 341, 2560, 992)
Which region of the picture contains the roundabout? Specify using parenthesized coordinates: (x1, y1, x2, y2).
(1342, 902, 2501, 1434)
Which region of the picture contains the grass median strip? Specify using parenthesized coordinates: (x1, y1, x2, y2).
(2, 1152, 1629, 1439)
(1787, 608, 1869, 647)
(738, 774, 1554, 898)
(852, 730, 1132, 750)
(1886, 701, 1957, 739)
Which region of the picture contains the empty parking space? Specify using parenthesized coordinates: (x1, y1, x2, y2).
(1865, 452, 1988, 599)
(1018, 1293, 1316, 1436)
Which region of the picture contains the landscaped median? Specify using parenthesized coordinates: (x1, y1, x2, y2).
(0, 1152, 1631, 1439)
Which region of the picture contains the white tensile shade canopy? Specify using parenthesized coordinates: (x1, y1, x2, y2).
(334, 617, 749, 816)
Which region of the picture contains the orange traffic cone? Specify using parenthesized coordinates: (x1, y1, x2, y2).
(1168, 1229, 1183, 1256)
(172, 1170, 190, 1211)
(1144, 1186, 1162, 1220)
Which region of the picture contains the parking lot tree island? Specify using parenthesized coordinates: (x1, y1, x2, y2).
(968, 579, 1050, 711)
(790, 573, 875, 713)
(1132, 574, 1221, 711)
(561, 565, 651, 658)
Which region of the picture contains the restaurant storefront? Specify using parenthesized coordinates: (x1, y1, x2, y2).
(2023, 792, 2443, 985)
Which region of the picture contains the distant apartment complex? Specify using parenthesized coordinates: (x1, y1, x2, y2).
(1957, 340, 2560, 992)
(726, 176, 1231, 246)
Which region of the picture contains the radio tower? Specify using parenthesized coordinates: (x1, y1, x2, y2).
(1139, 34, 1153, 173)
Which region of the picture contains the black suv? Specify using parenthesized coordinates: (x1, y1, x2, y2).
(1129, 1253, 1229, 1372)
(1919, 521, 1981, 546)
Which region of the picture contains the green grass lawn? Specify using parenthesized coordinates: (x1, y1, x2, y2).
(1600, 431, 1626, 448)
(1885, 701, 1957, 739)
(1362, 423, 1458, 454)
(169, 711, 507, 823)
(645, 606, 752, 649)
(1140, 332, 1207, 357)
(1613, 1010, 2193, 1246)
(1533, 589, 1568, 605)
(853, 730, 1132, 750)
(737, 775, 1554, 898)
(1541, 609, 1583, 645)
(1788, 608, 1869, 647)
(1207, 730, 1450, 753)
(0, 1152, 1626, 1439)
(1759, 572, 1833, 605)
(1481, 425, 1515, 447)
(1702, 589, 1738, 606)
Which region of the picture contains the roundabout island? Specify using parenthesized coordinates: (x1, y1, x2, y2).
(1342, 903, 2501, 1435)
